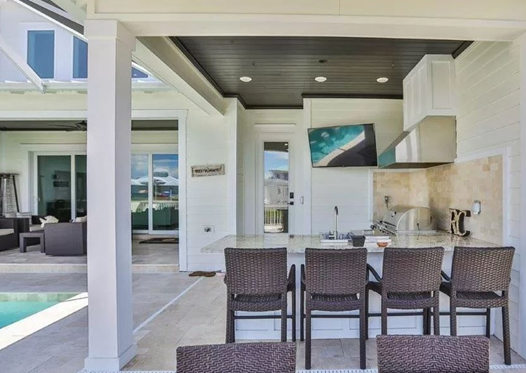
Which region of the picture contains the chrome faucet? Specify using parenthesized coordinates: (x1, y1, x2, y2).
(334, 206, 339, 239)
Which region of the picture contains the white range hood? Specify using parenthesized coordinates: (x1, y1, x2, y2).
(378, 55, 457, 169)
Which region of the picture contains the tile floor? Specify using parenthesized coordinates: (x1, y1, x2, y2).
(0, 239, 178, 272)
(0, 271, 524, 373)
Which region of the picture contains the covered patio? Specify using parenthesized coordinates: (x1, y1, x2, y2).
(1, 0, 526, 372)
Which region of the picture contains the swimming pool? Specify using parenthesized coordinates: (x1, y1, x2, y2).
(0, 293, 78, 329)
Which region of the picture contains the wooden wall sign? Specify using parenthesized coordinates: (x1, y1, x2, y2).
(449, 208, 471, 237)
(191, 164, 225, 177)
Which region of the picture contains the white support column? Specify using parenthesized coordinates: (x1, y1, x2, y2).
(84, 20, 136, 372)
(518, 32, 526, 358)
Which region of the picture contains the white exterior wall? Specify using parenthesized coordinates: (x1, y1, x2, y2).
(308, 99, 403, 234)
(455, 41, 521, 350)
(184, 103, 238, 271)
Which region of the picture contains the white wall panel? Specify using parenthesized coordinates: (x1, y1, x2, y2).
(455, 41, 521, 350)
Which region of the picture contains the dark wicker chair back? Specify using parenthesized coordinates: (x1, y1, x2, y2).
(382, 247, 444, 293)
(451, 246, 515, 292)
(225, 247, 288, 295)
(377, 335, 489, 373)
(177, 342, 296, 373)
(305, 248, 367, 295)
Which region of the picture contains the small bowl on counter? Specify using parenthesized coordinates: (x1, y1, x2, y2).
(376, 240, 390, 248)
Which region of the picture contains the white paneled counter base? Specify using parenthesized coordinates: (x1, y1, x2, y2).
(202, 233, 497, 340)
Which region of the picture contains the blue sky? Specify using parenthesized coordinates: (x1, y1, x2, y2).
(131, 154, 178, 179)
(264, 151, 288, 179)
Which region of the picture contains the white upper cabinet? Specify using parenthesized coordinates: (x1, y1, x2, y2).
(403, 55, 456, 131)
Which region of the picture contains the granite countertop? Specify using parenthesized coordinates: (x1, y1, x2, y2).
(201, 232, 497, 254)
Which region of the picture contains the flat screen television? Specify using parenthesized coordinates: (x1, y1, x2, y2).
(308, 123, 378, 168)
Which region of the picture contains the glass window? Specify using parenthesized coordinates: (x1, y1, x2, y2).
(131, 154, 149, 230)
(132, 67, 148, 79)
(263, 142, 289, 233)
(27, 30, 55, 79)
(73, 37, 88, 79)
(152, 154, 178, 231)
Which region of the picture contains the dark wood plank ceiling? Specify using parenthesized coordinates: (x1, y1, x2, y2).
(173, 37, 470, 109)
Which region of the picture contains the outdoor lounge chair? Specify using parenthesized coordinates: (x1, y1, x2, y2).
(0, 218, 18, 251)
(177, 342, 296, 373)
(376, 335, 489, 373)
(44, 221, 87, 256)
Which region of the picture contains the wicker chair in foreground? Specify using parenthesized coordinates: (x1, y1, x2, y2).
(177, 342, 296, 373)
(366, 247, 444, 336)
(224, 247, 296, 343)
(301, 248, 368, 370)
(440, 246, 515, 365)
(377, 335, 489, 373)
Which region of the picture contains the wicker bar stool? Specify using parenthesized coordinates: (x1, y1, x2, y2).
(440, 246, 515, 365)
(377, 335, 489, 373)
(177, 342, 296, 373)
(300, 248, 368, 370)
(224, 247, 296, 343)
(366, 247, 444, 336)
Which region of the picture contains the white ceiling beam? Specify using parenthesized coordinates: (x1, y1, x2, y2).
(85, 0, 526, 41)
(51, 0, 224, 115)
(0, 34, 45, 93)
(135, 37, 225, 116)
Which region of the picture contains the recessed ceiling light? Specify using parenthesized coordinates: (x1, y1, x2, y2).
(315, 76, 327, 83)
(240, 76, 252, 83)
(376, 77, 389, 83)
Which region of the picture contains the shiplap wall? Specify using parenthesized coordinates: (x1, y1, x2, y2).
(309, 99, 403, 233)
(455, 41, 521, 349)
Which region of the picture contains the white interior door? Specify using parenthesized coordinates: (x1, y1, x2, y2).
(256, 133, 297, 235)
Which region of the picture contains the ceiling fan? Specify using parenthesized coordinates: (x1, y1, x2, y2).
(52, 120, 87, 132)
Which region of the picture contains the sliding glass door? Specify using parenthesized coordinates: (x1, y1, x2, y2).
(35, 152, 177, 233)
(36, 154, 87, 221)
(131, 153, 178, 234)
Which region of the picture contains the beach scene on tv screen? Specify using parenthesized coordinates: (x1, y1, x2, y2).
(308, 124, 377, 168)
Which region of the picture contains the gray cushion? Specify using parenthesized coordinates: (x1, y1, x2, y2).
(0, 229, 14, 236)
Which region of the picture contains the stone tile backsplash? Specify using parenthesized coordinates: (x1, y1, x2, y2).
(373, 156, 503, 244)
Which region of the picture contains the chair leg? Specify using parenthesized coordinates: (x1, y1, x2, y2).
(305, 308, 312, 370)
(381, 301, 388, 335)
(423, 308, 429, 335)
(502, 306, 511, 365)
(300, 282, 305, 341)
(291, 288, 297, 342)
(281, 300, 287, 343)
(364, 289, 369, 340)
(226, 309, 235, 343)
(450, 301, 457, 337)
(485, 308, 491, 338)
(433, 304, 440, 336)
(359, 304, 366, 370)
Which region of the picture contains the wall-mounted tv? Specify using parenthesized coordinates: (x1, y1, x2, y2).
(308, 123, 378, 168)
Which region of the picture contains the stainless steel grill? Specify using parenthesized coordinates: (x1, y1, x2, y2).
(373, 206, 435, 235)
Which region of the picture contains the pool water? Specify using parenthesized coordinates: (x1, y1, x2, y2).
(0, 301, 59, 328)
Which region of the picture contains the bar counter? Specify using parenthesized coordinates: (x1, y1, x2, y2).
(201, 232, 496, 253)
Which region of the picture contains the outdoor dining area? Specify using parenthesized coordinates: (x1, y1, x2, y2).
(187, 244, 516, 372)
